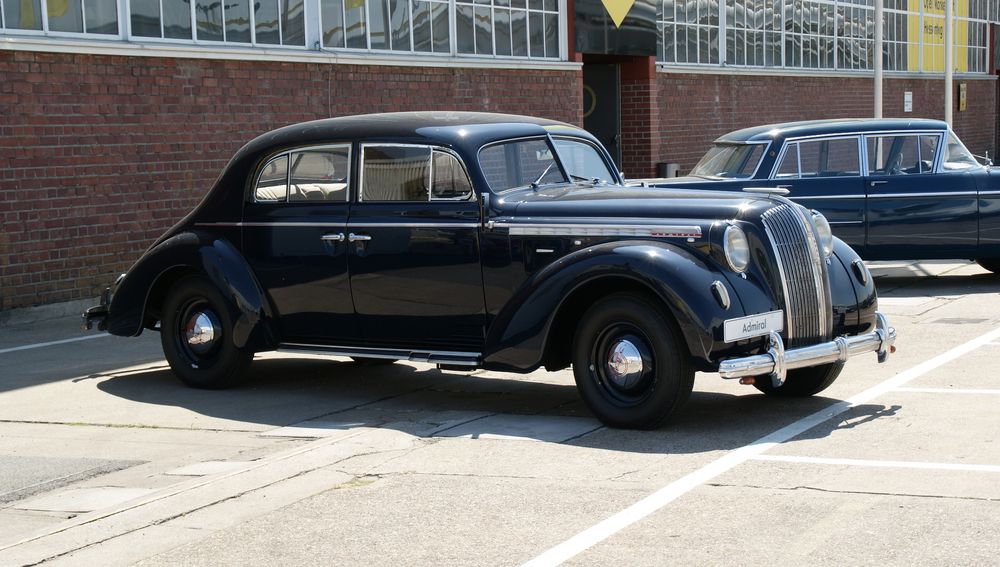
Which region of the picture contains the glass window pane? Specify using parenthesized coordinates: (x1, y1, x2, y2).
(255, 0, 281, 44)
(322, 0, 345, 47)
(345, 0, 366, 48)
(389, 0, 409, 51)
(130, 0, 160, 37)
(5, 0, 42, 30)
(367, 0, 388, 49)
(430, 0, 448, 52)
(85, 0, 118, 34)
(474, 6, 492, 55)
(494, 8, 511, 56)
(48, 0, 84, 33)
(196, 0, 224, 41)
(479, 139, 566, 192)
(255, 155, 289, 202)
(456, 4, 475, 53)
(798, 138, 859, 176)
(225, 0, 251, 42)
(511, 9, 527, 56)
(431, 151, 473, 200)
(163, 0, 192, 39)
(282, 0, 305, 45)
(412, 0, 431, 51)
(775, 143, 800, 178)
(942, 133, 979, 171)
(552, 139, 615, 184)
(289, 148, 350, 202)
(362, 146, 431, 202)
(528, 11, 543, 57)
(543, 12, 557, 57)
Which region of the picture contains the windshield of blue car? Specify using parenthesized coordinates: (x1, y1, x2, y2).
(690, 143, 766, 179)
(551, 138, 617, 184)
(942, 132, 981, 170)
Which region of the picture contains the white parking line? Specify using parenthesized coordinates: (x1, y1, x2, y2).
(752, 454, 1000, 473)
(0, 334, 109, 355)
(521, 325, 1000, 567)
(895, 387, 1000, 395)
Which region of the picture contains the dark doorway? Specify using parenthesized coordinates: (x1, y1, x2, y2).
(583, 63, 621, 168)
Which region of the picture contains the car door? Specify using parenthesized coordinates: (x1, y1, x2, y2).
(347, 143, 485, 354)
(769, 135, 866, 251)
(241, 144, 361, 345)
(864, 133, 979, 259)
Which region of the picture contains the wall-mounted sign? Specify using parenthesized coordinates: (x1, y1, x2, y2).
(574, 0, 657, 56)
(904, 91, 913, 112)
(959, 83, 967, 112)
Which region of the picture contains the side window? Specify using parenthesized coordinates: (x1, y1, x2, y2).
(289, 146, 350, 202)
(867, 135, 931, 175)
(362, 146, 431, 201)
(254, 155, 289, 202)
(431, 150, 473, 200)
(774, 143, 799, 178)
(797, 138, 860, 177)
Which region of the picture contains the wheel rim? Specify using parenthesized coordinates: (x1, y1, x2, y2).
(589, 324, 656, 407)
(175, 299, 222, 365)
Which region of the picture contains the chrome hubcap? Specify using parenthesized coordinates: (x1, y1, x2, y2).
(184, 311, 218, 355)
(606, 339, 644, 388)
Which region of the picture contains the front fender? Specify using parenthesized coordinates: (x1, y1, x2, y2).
(482, 241, 742, 371)
(829, 237, 878, 334)
(107, 231, 277, 351)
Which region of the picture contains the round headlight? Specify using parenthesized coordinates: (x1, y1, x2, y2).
(723, 224, 751, 273)
(811, 210, 834, 257)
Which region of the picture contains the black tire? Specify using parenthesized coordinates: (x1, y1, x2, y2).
(571, 293, 694, 430)
(752, 362, 844, 397)
(160, 275, 252, 389)
(350, 357, 397, 366)
(975, 259, 1000, 274)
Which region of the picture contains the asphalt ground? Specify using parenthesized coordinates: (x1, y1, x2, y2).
(0, 260, 997, 566)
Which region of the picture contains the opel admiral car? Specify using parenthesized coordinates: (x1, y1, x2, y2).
(83, 112, 896, 429)
(640, 119, 1000, 273)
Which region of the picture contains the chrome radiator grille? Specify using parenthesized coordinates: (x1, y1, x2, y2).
(760, 204, 832, 347)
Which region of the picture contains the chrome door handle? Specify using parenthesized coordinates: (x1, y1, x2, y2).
(348, 233, 372, 242)
(870, 180, 888, 187)
(320, 233, 345, 242)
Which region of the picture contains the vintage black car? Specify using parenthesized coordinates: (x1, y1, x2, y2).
(83, 112, 896, 429)
(641, 119, 1000, 272)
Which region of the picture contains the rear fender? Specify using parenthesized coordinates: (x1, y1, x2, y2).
(107, 231, 277, 351)
(482, 241, 737, 372)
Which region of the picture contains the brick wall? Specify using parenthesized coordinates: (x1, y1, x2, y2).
(0, 50, 582, 310)
(656, 73, 999, 176)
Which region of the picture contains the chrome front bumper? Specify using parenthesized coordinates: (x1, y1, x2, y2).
(718, 312, 896, 387)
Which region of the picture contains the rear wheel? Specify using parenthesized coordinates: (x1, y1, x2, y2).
(161, 276, 252, 389)
(571, 293, 694, 429)
(975, 259, 1000, 274)
(752, 362, 844, 397)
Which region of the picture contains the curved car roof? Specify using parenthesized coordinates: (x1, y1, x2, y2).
(716, 118, 949, 143)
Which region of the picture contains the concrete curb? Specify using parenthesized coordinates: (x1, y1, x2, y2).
(0, 299, 95, 328)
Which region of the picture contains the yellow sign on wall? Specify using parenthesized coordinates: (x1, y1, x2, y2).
(907, 0, 968, 72)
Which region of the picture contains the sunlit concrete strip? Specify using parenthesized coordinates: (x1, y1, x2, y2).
(751, 454, 1000, 473)
(521, 324, 1000, 567)
(894, 387, 1000, 395)
(0, 333, 109, 355)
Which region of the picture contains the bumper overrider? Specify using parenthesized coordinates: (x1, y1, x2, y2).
(81, 273, 124, 332)
(718, 312, 896, 387)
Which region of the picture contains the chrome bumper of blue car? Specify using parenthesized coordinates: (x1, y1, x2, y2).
(718, 312, 896, 387)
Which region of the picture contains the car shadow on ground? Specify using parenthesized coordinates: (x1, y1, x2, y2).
(95, 356, 899, 455)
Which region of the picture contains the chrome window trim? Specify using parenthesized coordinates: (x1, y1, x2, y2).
(768, 135, 863, 181)
(359, 143, 475, 203)
(251, 143, 353, 204)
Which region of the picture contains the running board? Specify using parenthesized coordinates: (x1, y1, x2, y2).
(277, 343, 481, 367)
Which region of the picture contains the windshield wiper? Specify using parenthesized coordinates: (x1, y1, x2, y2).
(530, 163, 556, 188)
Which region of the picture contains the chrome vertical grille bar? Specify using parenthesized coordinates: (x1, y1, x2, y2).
(760, 204, 832, 347)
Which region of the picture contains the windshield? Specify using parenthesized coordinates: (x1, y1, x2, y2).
(941, 132, 981, 171)
(690, 143, 766, 179)
(552, 138, 617, 184)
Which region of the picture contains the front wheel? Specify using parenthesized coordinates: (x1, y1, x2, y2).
(975, 259, 1000, 274)
(572, 293, 694, 430)
(161, 276, 252, 389)
(752, 362, 844, 397)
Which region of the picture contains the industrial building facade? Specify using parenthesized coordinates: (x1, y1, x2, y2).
(1, 0, 999, 310)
